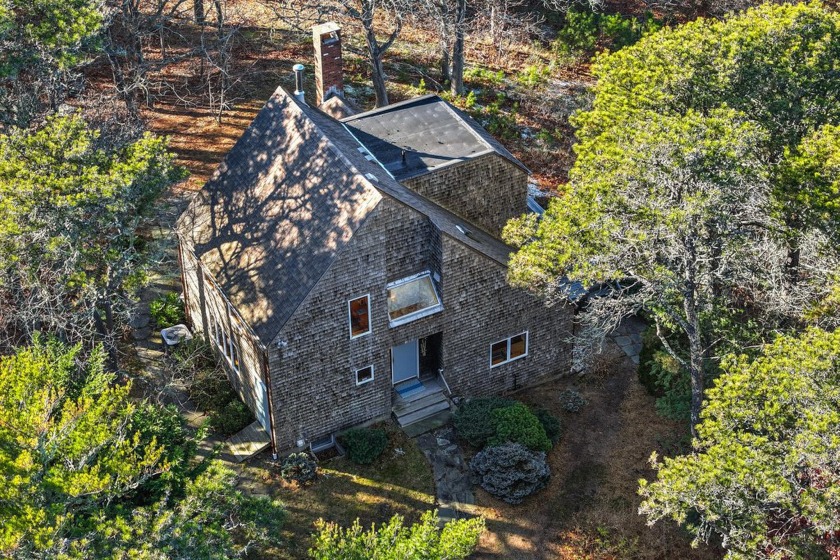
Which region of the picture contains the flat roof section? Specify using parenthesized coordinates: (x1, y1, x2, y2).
(342, 95, 493, 181)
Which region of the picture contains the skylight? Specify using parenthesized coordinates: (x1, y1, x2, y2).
(386, 272, 442, 326)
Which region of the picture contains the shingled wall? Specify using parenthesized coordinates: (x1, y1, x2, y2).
(265, 196, 573, 451)
(403, 153, 528, 237)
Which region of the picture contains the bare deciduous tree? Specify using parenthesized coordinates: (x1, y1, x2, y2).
(266, 0, 408, 107)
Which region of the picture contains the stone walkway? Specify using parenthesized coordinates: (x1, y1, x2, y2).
(415, 427, 475, 524)
(609, 316, 646, 364)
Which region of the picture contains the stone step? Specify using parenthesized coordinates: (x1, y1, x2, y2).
(396, 399, 450, 427)
(393, 390, 447, 415)
(402, 409, 452, 438)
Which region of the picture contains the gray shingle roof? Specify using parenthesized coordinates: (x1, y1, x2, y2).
(178, 88, 381, 341)
(179, 87, 519, 343)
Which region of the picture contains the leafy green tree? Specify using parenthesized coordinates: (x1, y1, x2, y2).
(639, 328, 840, 559)
(309, 510, 484, 560)
(0, 338, 164, 555)
(0, 114, 184, 357)
(0, 0, 104, 124)
(0, 338, 285, 558)
(505, 2, 840, 431)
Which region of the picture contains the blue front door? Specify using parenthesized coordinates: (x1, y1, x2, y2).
(391, 340, 419, 384)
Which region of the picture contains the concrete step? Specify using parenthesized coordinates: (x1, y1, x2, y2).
(396, 399, 450, 427)
(402, 409, 452, 438)
(393, 390, 447, 415)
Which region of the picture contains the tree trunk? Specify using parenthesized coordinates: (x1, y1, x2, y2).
(194, 0, 205, 24)
(363, 12, 390, 107)
(450, 0, 465, 96)
(439, 29, 451, 83)
(785, 244, 801, 285)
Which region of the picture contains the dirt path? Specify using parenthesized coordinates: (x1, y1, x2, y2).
(472, 337, 721, 560)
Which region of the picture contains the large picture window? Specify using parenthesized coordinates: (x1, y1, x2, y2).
(386, 273, 442, 326)
(348, 295, 371, 338)
(490, 332, 529, 367)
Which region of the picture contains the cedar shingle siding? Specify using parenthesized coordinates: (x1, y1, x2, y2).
(178, 87, 574, 452)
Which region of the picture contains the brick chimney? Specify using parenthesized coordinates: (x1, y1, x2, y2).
(313, 22, 344, 106)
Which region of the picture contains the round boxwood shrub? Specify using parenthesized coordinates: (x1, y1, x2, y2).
(453, 396, 515, 448)
(280, 452, 318, 485)
(532, 408, 562, 444)
(470, 442, 550, 504)
(209, 399, 253, 436)
(339, 427, 388, 465)
(487, 402, 552, 452)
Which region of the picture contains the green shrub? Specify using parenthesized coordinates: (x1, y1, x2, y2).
(532, 407, 562, 444)
(339, 427, 388, 465)
(280, 452, 318, 485)
(488, 402, 552, 452)
(453, 396, 515, 448)
(555, 7, 599, 56)
(149, 292, 185, 329)
(558, 389, 587, 413)
(638, 325, 692, 421)
(310, 510, 484, 560)
(516, 64, 551, 88)
(209, 399, 253, 436)
(554, 7, 663, 59)
(464, 66, 505, 86)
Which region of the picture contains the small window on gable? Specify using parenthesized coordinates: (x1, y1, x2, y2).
(355, 365, 374, 385)
(490, 332, 529, 367)
(386, 272, 442, 326)
(348, 295, 371, 338)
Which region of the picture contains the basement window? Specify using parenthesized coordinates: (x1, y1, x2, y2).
(386, 272, 442, 326)
(490, 332, 529, 367)
(355, 365, 374, 386)
(348, 295, 371, 338)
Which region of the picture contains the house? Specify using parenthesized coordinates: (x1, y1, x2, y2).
(176, 23, 574, 455)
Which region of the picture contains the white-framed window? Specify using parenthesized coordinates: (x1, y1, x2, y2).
(355, 365, 374, 386)
(209, 307, 242, 374)
(490, 332, 529, 367)
(348, 295, 371, 338)
(386, 272, 442, 326)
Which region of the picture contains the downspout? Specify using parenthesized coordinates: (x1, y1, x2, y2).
(261, 346, 278, 460)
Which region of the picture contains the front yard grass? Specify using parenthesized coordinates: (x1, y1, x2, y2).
(248, 423, 435, 559)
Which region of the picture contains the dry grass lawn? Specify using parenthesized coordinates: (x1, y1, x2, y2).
(246, 424, 435, 559)
(467, 340, 721, 560)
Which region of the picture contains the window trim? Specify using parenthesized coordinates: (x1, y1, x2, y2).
(355, 365, 375, 386)
(347, 294, 372, 339)
(386, 271, 443, 327)
(489, 331, 529, 368)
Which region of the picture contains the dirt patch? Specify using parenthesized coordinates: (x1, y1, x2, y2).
(470, 340, 721, 560)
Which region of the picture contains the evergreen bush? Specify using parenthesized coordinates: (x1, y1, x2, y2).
(558, 389, 587, 413)
(487, 402, 552, 452)
(280, 452, 318, 485)
(453, 396, 515, 448)
(532, 407, 562, 444)
(470, 443, 550, 504)
(339, 427, 388, 465)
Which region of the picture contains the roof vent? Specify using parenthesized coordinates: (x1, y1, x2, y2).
(293, 64, 306, 104)
(365, 172, 379, 183)
(456, 224, 471, 236)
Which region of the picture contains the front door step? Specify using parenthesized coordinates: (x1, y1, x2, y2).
(402, 409, 452, 438)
